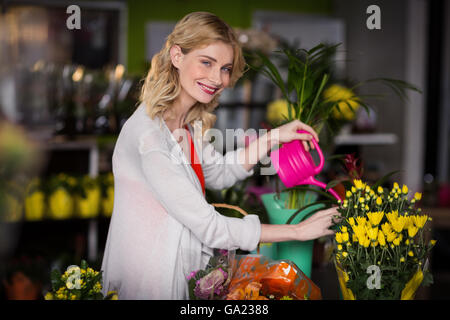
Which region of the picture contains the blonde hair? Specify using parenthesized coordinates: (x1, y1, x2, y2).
(139, 12, 246, 134)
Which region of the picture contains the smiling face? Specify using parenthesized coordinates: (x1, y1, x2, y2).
(170, 41, 234, 106)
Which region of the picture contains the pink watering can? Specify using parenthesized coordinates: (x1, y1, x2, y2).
(270, 130, 342, 201)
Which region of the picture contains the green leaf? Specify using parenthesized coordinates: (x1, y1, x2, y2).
(285, 200, 333, 225)
(51, 269, 62, 292)
(372, 170, 402, 190)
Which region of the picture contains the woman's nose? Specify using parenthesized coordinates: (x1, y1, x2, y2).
(208, 68, 222, 86)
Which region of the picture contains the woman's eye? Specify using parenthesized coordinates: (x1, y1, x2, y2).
(201, 60, 211, 66)
(222, 67, 232, 73)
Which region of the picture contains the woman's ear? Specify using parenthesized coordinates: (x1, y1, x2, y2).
(170, 45, 183, 69)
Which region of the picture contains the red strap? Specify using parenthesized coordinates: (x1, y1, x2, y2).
(184, 125, 205, 196)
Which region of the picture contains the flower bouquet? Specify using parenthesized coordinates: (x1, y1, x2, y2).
(45, 260, 117, 300)
(187, 249, 232, 300)
(333, 179, 435, 299)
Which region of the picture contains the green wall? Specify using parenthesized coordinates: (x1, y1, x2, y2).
(127, 0, 333, 75)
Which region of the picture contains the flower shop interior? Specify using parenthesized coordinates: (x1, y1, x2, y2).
(1, 0, 450, 300)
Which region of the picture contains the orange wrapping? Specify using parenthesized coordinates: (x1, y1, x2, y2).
(226, 255, 322, 300)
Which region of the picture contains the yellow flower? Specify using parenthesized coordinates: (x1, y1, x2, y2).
(412, 215, 428, 228)
(351, 186, 356, 193)
(393, 234, 403, 246)
(400, 257, 405, 263)
(385, 230, 397, 243)
(352, 234, 358, 242)
(393, 182, 399, 190)
(335, 232, 343, 243)
(367, 227, 379, 241)
(414, 192, 422, 201)
(266, 99, 293, 124)
(367, 211, 384, 226)
(402, 185, 409, 194)
(408, 225, 419, 238)
(356, 216, 367, 226)
(342, 252, 348, 258)
(341, 226, 348, 233)
(44, 292, 54, 300)
(348, 217, 355, 226)
(391, 216, 407, 233)
(337, 244, 343, 251)
(346, 191, 352, 198)
(386, 210, 399, 224)
(376, 197, 383, 206)
(324, 84, 360, 120)
(408, 251, 414, 257)
(377, 186, 384, 194)
(381, 222, 391, 235)
(359, 197, 365, 203)
(430, 240, 437, 246)
(354, 179, 365, 190)
(378, 231, 386, 246)
(342, 232, 349, 242)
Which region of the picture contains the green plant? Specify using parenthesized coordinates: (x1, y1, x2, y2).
(248, 43, 421, 209)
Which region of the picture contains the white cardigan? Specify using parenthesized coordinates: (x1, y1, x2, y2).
(101, 103, 261, 300)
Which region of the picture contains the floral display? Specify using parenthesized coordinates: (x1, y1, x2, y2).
(45, 260, 117, 300)
(333, 179, 435, 299)
(188, 250, 321, 300)
(8, 173, 114, 222)
(252, 43, 419, 209)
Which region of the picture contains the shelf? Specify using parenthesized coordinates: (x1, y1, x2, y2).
(334, 133, 398, 146)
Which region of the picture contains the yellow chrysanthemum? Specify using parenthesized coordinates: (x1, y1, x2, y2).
(376, 197, 382, 206)
(414, 192, 422, 201)
(367, 227, 379, 241)
(266, 99, 294, 124)
(378, 231, 386, 246)
(408, 225, 419, 238)
(346, 191, 352, 198)
(412, 215, 428, 228)
(402, 184, 409, 194)
(335, 232, 343, 243)
(391, 216, 407, 233)
(377, 186, 384, 194)
(354, 179, 365, 190)
(342, 232, 349, 242)
(367, 211, 384, 226)
(348, 217, 355, 226)
(386, 210, 399, 224)
(385, 230, 397, 243)
(324, 84, 360, 120)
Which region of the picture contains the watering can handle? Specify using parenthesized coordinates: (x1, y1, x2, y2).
(297, 130, 324, 175)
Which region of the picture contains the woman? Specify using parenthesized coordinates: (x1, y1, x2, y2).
(101, 11, 338, 299)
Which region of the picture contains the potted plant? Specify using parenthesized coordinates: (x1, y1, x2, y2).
(332, 179, 435, 299)
(250, 42, 420, 276)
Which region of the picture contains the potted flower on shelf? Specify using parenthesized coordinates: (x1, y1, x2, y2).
(248, 42, 420, 277)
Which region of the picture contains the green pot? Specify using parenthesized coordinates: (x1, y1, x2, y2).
(261, 191, 325, 278)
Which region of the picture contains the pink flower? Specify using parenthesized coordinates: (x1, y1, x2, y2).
(194, 268, 228, 300)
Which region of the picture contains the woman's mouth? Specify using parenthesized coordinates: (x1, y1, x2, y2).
(198, 82, 219, 95)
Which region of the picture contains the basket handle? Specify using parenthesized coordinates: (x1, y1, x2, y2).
(211, 203, 260, 254)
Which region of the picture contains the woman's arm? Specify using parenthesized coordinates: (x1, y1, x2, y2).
(238, 120, 320, 172)
(260, 207, 338, 243)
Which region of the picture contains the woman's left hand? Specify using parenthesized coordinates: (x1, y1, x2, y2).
(269, 120, 319, 151)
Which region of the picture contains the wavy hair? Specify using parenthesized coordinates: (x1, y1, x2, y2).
(139, 12, 246, 135)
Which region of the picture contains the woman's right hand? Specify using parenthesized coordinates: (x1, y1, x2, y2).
(293, 207, 340, 241)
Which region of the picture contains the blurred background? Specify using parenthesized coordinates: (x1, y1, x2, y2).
(0, 0, 449, 300)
